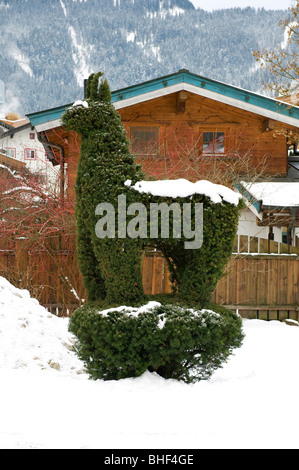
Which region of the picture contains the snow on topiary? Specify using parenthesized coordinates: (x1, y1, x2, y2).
(126, 178, 243, 306)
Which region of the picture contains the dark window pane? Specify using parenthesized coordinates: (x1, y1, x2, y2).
(130, 127, 159, 155)
(203, 132, 225, 154)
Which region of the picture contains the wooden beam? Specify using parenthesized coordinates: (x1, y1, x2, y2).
(176, 91, 188, 113)
(0, 152, 26, 170)
(257, 208, 299, 227)
(262, 118, 277, 132)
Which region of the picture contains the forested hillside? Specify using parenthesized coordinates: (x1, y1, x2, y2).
(0, 0, 289, 115)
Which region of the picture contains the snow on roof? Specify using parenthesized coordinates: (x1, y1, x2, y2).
(125, 178, 242, 205)
(0, 118, 30, 128)
(241, 181, 299, 208)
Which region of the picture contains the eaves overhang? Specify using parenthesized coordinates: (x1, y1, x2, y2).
(235, 182, 262, 217)
(27, 69, 299, 131)
(0, 122, 32, 138)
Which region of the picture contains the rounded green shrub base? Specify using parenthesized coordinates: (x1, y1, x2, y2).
(69, 301, 244, 383)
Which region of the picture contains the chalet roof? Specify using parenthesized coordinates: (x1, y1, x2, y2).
(0, 151, 26, 170)
(235, 180, 299, 230)
(238, 181, 299, 210)
(0, 118, 31, 137)
(27, 69, 299, 132)
(0, 117, 30, 128)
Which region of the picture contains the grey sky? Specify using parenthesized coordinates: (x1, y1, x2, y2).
(189, 0, 294, 11)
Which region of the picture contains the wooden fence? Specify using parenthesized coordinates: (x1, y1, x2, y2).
(0, 238, 299, 320)
(212, 254, 299, 320)
(234, 234, 299, 255)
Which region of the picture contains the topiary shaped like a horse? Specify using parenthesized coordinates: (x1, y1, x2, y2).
(62, 72, 146, 305)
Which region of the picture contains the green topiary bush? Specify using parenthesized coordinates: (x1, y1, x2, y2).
(69, 302, 156, 380)
(150, 303, 244, 382)
(69, 302, 244, 383)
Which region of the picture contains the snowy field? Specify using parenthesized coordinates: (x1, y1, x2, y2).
(1, 275, 299, 450)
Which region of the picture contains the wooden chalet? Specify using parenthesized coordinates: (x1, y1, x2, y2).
(27, 69, 299, 241)
(27, 69, 299, 187)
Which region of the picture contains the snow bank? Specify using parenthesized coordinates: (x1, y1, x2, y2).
(0, 276, 86, 376)
(1, 275, 299, 449)
(125, 178, 242, 205)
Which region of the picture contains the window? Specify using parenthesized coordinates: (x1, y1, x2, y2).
(130, 126, 159, 156)
(29, 132, 35, 140)
(288, 143, 299, 156)
(4, 148, 16, 159)
(25, 149, 36, 160)
(202, 132, 225, 155)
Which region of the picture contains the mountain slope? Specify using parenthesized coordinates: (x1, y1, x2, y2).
(0, 0, 288, 114)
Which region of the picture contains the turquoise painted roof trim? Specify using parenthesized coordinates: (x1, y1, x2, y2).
(27, 69, 299, 127)
(235, 182, 261, 213)
(28, 103, 72, 127)
(112, 69, 299, 119)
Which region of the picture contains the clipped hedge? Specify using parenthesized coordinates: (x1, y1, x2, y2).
(69, 302, 244, 383)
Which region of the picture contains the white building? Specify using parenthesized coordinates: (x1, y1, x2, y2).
(236, 180, 299, 252)
(0, 116, 59, 192)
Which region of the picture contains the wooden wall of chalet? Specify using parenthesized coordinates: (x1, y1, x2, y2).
(43, 128, 81, 200)
(44, 90, 289, 199)
(119, 91, 288, 180)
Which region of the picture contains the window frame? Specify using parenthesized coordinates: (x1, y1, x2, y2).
(129, 125, 160, 157)
(3, 147, 16, 159)
(33, 173, 47, 185)
(24, 148, 36, 160)
(202, 130, 226, 156)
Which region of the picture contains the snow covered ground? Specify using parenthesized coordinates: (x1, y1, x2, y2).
(1, 275, 299, 449)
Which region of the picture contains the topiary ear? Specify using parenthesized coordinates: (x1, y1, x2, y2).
(85, 71, 104, 101)
(85, 73, 94, 100)
(98, 78, 111, 104)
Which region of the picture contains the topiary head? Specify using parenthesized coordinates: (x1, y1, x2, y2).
(85, 72, 111, 103)
(61, 72, 116, 136)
